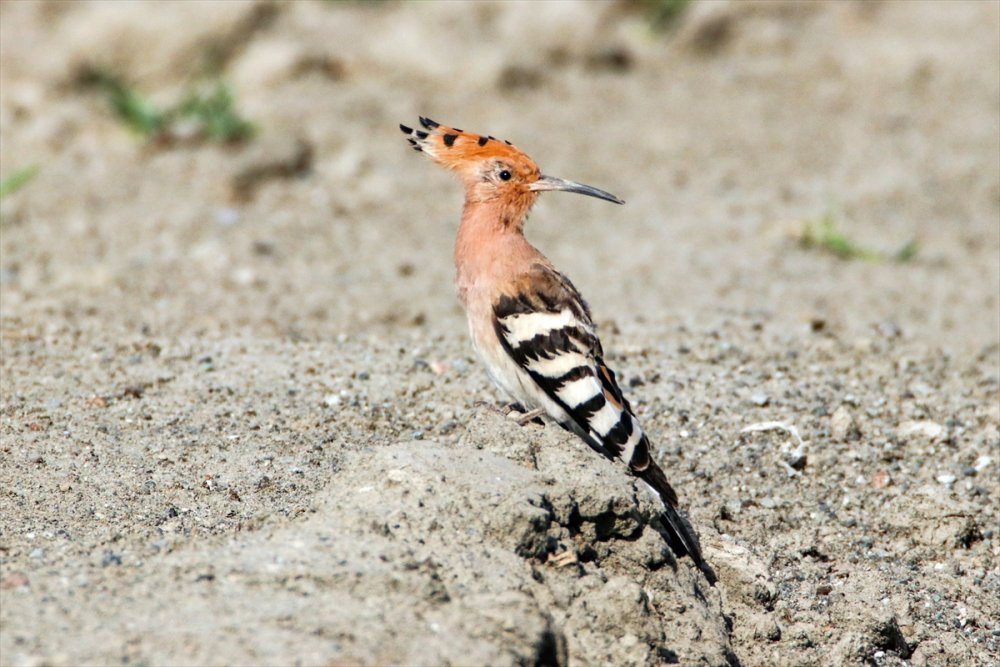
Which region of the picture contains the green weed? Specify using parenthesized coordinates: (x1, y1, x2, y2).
(94, 73, 168, 135)
(800, 213, 919, 263)
(0, 166, 39, 200)
(641, 0, 693, 31)
(86, 70, 254, 144)
(178, 82, 255, 143)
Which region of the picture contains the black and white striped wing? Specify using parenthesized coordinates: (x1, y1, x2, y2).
(492, 264, 710, 575)
(491, 264, 645, 466)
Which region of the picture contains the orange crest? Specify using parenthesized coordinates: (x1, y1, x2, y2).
(399, 117, 538, 177)
(400, 117, 624, 209)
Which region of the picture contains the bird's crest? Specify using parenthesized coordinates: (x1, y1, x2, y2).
(399, 117, 535, 174)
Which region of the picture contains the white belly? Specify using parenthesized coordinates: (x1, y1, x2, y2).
(466, 312, 571, 424)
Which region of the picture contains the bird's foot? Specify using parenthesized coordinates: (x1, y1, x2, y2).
(508, 405, 546, 427)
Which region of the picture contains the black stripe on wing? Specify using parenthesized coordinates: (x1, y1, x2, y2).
(494, 319, 624, 460)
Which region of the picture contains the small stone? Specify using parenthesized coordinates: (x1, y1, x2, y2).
(877, 320, 902, 338)
(872, 470, 892, 488)
(898, 420, 944, 440)
(0, 572, 29, 589)
(973, 455, 993, 472)
(102, 551, 123, 567)
(750, 393, 770, 407)
(724, 499, 742, 517)
(29, 548, 44, 560)
(936, 473, 957, 486)
(122, 384, 145, 399)
(214, 208, 240, 225)
(752, 616, 782, 642)
(787, 451, 808, 470)
(386, 469, 408, 484)
(831, 406, 861, 441)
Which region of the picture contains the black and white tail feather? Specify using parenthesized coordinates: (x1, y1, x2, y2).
(491, 263, 714, 582)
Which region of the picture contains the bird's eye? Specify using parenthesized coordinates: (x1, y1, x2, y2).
(499, 169, 512, 181)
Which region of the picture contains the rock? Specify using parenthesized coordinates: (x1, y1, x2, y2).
(973, 455, 993, 473)
(0, 572, 30, 589)
(831, 406, 861, 441)
(897, 420, 945, 441)
(752, 616, 782, 642)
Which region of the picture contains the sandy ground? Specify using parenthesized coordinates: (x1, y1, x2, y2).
(1, 1, 998, 665)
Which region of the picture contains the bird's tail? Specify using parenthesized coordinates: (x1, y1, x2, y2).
(635, 457, 716, 585)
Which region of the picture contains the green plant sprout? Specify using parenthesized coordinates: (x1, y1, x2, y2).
(0, 166, 39, 200)
(800, 213, 919, 263)
(87, 70, 254, 144)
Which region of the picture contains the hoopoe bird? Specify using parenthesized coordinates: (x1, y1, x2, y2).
(400, 117, 711, 579)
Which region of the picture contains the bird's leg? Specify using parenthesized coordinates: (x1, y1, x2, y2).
(474, 401, 545, 426)
(511, 406, 546, 426)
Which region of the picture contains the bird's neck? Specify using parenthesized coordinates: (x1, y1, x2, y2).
(454, 199, 540, 302)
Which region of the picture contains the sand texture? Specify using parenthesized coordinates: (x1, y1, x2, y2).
(1, 1, 998, 666)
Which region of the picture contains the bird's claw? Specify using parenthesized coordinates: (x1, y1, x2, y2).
(509, 406, 546, 426)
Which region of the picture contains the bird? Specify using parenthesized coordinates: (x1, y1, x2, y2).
(399, 117, 712, 581)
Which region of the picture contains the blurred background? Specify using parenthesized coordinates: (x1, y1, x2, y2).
(1, 0, 997, 355)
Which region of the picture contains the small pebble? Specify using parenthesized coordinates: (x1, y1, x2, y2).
(0, 572, 29, 589)
(872, 470, 892, 488)
(831, 406, 861, 441)
(936, 473, 957, 486)
(899, 420, 944, 440)
(214, 208, 241, 225)
(877, 320, 901, 338)
(787, 451, 807, 470)
(750, 393, 770, 407)
(973, 455, 993, 472)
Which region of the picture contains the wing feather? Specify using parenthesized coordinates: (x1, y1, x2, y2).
(491, 263, 713, 580)
(493, 264, 628, 457)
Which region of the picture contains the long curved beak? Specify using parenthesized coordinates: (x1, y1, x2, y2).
(528, 175, 625, 205)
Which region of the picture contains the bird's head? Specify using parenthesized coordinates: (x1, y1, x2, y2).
(400, 118, 623, 221)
